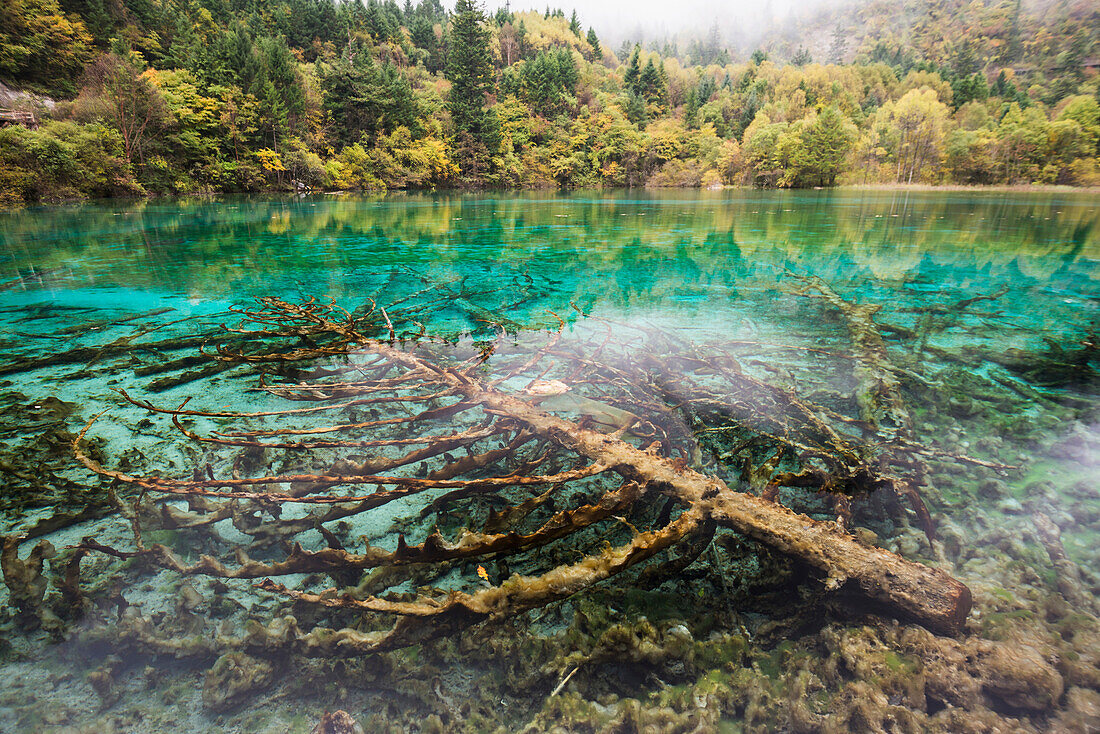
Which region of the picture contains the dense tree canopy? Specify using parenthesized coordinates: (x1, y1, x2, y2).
(0, 0, 94, 96)
(0, 0, 1097, 205)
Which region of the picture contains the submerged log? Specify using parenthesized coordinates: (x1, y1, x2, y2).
(71, 297, 974, 649)
(1, 534, 56, 630)
(307, 312, 972, 636)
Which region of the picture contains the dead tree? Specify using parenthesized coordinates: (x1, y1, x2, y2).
(61, 295, 972, 659)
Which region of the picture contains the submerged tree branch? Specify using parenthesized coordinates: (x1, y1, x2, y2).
(66, 296, 972, 640)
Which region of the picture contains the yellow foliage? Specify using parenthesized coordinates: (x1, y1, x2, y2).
(255, 148, 287, 172)
(0, 0, 95, 92)
(715, 139, 741, 185)
(510, 11, 592, 56)
(1066, 158, 1100, 186)
(895, 71, 952, 105)
(645, 118, 688, 162)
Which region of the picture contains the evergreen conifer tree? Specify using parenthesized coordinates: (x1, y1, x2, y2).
(447, 0, 498, 179)
(586, 27, 601, 60)
(828, 25, 847, 64)
(624, 90, 647, 126)
(515, 19, 528, 57)
(624, 45, 642, 95)
(685, 88, 699, 127)
(639, 58, 667, 107)
(797, 106, 856, 186)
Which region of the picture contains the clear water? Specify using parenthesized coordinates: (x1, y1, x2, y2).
(0, 190, 1097, 732)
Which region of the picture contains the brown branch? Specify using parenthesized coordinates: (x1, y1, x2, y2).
(73, 295, 975, 644)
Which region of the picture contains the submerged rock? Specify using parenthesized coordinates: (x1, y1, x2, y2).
(201, 652, 276, 712)
(311, 709, 365, 734)
(1051, 687, 1100, 733)
(974, 640, 1063, 712)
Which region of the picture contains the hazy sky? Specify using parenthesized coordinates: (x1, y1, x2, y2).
(471, 0, 811, 45)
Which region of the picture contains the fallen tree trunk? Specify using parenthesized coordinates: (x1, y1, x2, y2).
(67, 298, 974, 649)
(308, 310, 972, 636)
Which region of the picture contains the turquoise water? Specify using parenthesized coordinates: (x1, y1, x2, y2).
(0, 190, 1097, 732)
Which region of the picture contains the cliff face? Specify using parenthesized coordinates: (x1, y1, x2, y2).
(0, 81, 55, 111)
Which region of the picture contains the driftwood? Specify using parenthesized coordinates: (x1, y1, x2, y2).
(67, 296, 972, 649)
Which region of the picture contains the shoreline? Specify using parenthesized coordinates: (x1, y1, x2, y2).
(837, 182, 1100, 193)
(5, 182, 1100, 211)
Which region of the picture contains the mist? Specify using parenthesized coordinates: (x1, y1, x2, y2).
(467, 0, 838, 50)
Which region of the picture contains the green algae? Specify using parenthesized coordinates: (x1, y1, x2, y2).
(883, 650, 918, 674)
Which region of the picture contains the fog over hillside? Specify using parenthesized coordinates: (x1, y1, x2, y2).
(473, 0, 821, 50)
(470, 0, 1082, 59)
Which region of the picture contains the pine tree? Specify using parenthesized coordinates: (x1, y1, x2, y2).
(515, 19, 528, 58)
(797, 106, 856, 186)
(365, 1, 392, 41)
(1005, 0, 1023, 63)
(639, 58, 667, 108)
(696, 74, 716, 103)
(447, 0, 493, 132)
(447, 0, 498, 179)
(828, 25, 847, 64)
(322, 43, 420, 147)
(568, 10, 580, 36)
(586, 27, 601, 60)
(991, 70, 1016, 99)
(685, 88, 699, 128)
(624, 45, 642, 95)
(624, 90, 647, 126)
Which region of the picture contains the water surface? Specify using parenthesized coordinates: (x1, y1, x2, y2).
(0, 189, 1097, 732)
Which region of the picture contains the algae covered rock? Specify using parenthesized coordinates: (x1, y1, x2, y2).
(823, 680, 923, 734)
(974, 640, 1063, 711)
(311, 709, 365, 734)
(1051, 687, 1100, 734)
(201, 652, 276, 712)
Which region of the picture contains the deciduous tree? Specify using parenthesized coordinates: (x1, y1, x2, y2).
(83, 50, 168, 168)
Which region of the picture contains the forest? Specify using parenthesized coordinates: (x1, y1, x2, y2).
(0, 0, 1098, 205)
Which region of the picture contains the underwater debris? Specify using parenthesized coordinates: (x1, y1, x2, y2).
(311, 709, 365, 734)
(792, 275, 938, 543)
(0, 534, 56, 630)
(0, 392, 110, 530)
(60, 293, 972, 657)
(1033, 512, 1096, 614)
(995, 328, 1099, 392)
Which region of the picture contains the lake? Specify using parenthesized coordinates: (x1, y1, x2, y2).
(0, 189, 1097, 732)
